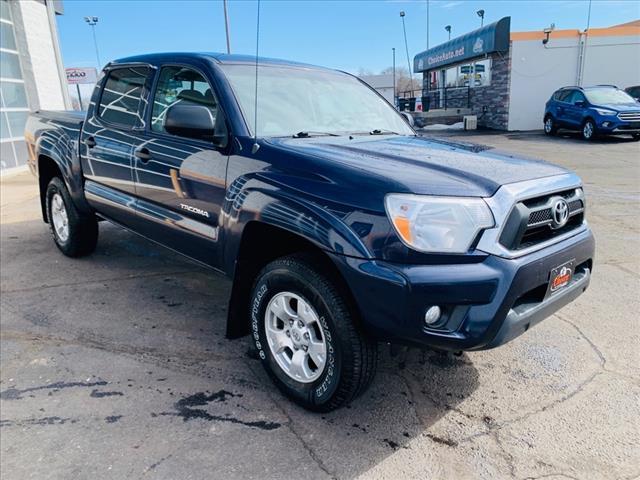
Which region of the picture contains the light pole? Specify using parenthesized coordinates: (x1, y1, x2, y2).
(445, 25, 452, 40)
(477, 9, 485, 27)
(84, 16, 101, 68)
(400, 11, 414, 96)
(223, 0, 231, 54)
(426, 0, 430, 50)
(392, 47, 396, 107)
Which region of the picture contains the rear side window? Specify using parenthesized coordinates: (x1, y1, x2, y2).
(557, 89, 574, 102)
(98, 67, 150, 127)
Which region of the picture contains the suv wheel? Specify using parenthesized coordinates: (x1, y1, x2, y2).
(543, 116, 557, 135)
(46, 177, 98, 257)
(250, 254, 377, 412)
(582, 119, 596, 141)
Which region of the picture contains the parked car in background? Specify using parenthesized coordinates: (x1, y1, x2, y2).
(625, 85, 640, 101)
(544, 85, 640, 140)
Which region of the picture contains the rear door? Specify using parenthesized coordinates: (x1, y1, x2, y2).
(554, 89, 575, 127)
(81, 65, 152, 225)
(131, 65, 229, 267)
(562, 90, 586, 128)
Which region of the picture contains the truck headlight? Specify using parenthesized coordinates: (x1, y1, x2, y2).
(385, 194, 494, 253)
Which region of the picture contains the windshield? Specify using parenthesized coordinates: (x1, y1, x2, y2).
(585, 88, 636, 105)
(221, 64, 414, 137)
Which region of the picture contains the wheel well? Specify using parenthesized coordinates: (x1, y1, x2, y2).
(226, 221, 359, 339)
(38, 155, 62, 223)
(583, 116, 595, 126)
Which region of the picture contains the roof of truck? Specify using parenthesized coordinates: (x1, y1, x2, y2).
(111, 52, 329, 70)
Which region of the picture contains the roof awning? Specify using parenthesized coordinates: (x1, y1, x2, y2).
(414, 17, 510, 72)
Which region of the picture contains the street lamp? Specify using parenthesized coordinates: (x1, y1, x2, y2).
(445, 25, 451, 40)
(399, 11, 415, 96)
(84, 16, 102, 68)
(477, 9, 485, 27)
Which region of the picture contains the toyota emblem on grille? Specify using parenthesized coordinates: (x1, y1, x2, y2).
(551, 198, 569, 229)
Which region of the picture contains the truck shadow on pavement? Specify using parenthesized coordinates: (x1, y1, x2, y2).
(1, 220, 479, 478)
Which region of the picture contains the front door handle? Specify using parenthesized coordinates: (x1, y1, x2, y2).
(134, 147, 151, 162)
(85, 136, 96, 148)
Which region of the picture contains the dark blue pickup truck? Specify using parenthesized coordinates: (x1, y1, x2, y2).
(25, 53, 594, 411)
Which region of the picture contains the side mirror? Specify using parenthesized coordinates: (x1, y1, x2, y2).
(575, 100, 586, 108)
(165, 103, 226, 146)
(400, 111, 415, 127)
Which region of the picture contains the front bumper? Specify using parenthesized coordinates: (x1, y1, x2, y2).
(598, 118, 640, 134)
(329, 227, 595, 351)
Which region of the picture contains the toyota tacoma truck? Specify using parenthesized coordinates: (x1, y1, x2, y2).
(25, 53, 595, 411)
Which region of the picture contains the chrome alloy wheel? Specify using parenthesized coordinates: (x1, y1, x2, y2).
(544, 117, 553, 133)
(583, 121, 594, 139)
(50, 193, 69, 242)
(264, 291, 327, 383)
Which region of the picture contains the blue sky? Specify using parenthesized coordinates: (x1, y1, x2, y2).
(57, 0, 640, 74)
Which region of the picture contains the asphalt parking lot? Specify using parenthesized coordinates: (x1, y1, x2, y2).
(1, 130, 638, 480)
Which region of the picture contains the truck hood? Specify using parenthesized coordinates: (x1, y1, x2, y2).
(268, 135, 568, 198)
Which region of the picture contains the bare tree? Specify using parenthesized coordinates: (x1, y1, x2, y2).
(380, 66, 418, 96)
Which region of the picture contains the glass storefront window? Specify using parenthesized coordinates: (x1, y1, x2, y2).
(431, 58, 492, 90)
(1, 51, 22, 79)
(1, 81, 27, 108)
(0, 0, 11, 21)
(1, 21, 17, 51)
(5, 111, 28, 137)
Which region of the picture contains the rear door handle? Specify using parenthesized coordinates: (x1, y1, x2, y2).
(134, 147, 151, 162)
(85, 136, 96, 148)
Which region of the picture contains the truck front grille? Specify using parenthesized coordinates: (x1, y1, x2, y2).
(499, 188, 585, 251)
(618, 112, 640, 122)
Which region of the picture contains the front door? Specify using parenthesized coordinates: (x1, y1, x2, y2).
(132, 65, 229, 268)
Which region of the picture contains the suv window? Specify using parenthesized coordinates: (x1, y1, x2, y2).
(151, 66, 218, 134)
(98, 67, 150, 127)
(557, 89, 574, 102)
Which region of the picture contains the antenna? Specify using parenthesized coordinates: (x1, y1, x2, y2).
(251, 0, 261, 154)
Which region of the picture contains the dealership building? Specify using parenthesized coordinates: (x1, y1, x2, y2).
(413, 17, 640, 130)
(1, 0, 69, 172)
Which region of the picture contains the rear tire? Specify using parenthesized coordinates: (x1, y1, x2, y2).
(543, 115, 557, 135)
(582, 119, 596, 141)
(45, 177, 98, 257)
(250, 254, 377, 412)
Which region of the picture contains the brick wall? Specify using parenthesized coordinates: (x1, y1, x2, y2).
(469, 49, 511, 130)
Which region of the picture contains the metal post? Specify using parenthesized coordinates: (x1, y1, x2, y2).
(76, 84, 83, 110)
(400, 12, 414, 97)
(84, 17, 102, 68)
(426, 0, 429, 50)
(223, 0, 231, 54)
(392, 48, 396, 108)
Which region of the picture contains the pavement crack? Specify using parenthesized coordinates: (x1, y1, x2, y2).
(556, 313, 606, 368)
(243, 357, 336, 479)
(0, 380, 108, 400)
(0, 269, 199, 294)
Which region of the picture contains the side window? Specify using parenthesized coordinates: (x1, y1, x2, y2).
(558, 90, 574, 103)
(573, 92, 586, 104)
(98, 67, 149, 127)
(151, 66, 218, 134)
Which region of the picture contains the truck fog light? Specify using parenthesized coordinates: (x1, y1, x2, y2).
(424, 306, 442, 325)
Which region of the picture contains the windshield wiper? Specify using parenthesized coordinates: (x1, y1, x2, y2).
(292, 131, 340, 138)
(369, 129, 400, 135)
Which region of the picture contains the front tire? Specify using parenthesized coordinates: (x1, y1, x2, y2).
(250, 254, 377, 412)
(45, 177, 98, 257)
(543, 115, 557, 135)
(582, 119, 596, 141)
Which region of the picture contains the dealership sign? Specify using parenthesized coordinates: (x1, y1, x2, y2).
(66, 67, 98, 84)
(414, 16, 510, 72)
